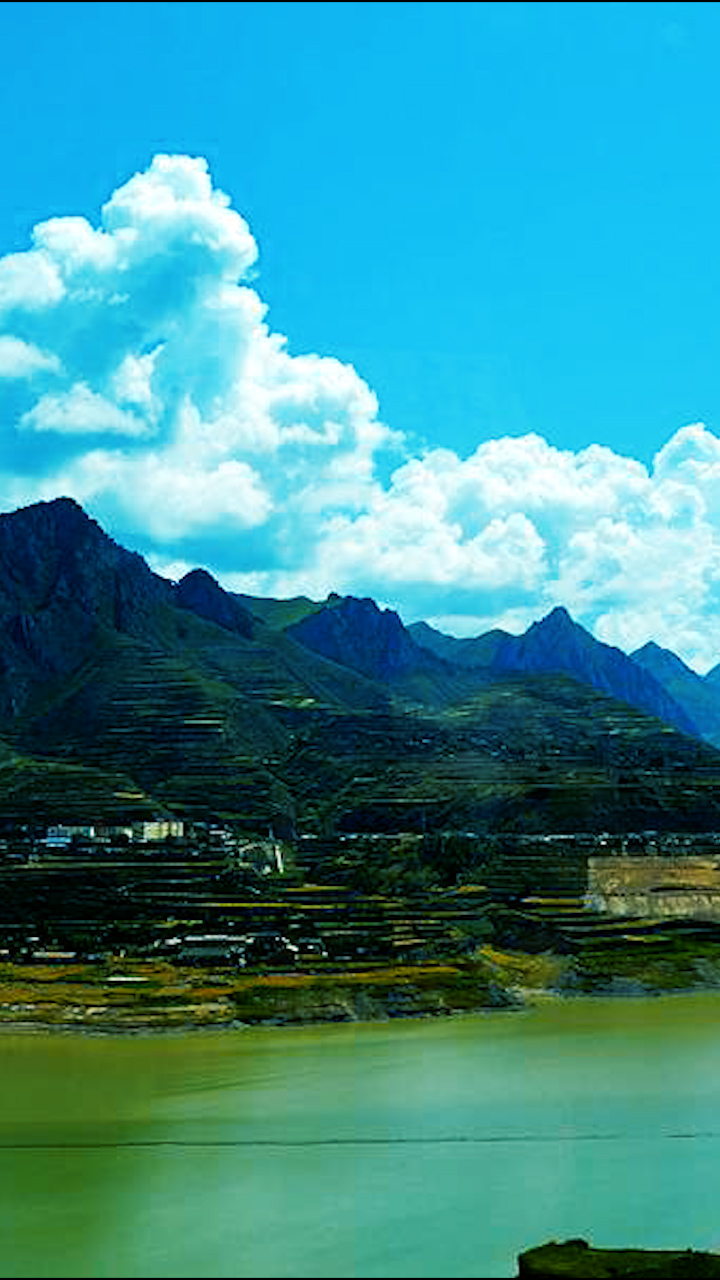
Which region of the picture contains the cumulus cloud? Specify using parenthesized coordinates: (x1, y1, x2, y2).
(236, 424, 720, 673)
(2, 154, 720, 671)
(0, 153, 398, 564)
(360, 428, 720, 673)
(0, 249, 64, 313)
(20, 383, 148, 436)
(0, 335, 60, 379)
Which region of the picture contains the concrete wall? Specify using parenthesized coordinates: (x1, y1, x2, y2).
(587, 856, 720, 920)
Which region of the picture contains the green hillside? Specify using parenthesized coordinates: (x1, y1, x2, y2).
(0, 499, 719, 840)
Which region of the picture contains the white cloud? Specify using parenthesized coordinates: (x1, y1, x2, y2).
(239, 422, 720, 673)
(98, 452, 272, 543)
(19, 383, 148, 437)
(111, 348, 161, 416)
(0, 249, 64, 313)
(3, 155, 720, 672)
(0, 153, 396, 561)
(0, 335, 61, 379)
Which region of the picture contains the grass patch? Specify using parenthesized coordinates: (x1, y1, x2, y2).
(476, 944, 568, 990)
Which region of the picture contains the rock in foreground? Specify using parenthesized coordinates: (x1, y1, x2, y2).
(517, 1238, 720, 1278)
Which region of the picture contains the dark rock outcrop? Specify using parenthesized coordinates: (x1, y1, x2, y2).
(176, 569, 254, 638)
(517, 1238, 720, 1278)
(0, 496, 171, 625)
(287, 594, 450, 683)
(0, 496, 173, 715)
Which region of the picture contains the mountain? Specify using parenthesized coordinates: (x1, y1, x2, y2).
(233, 590, 322, 630)
(0, 498, 394, 830)
(176, 569, 255, 638)
(631, 641, 720, 747)
(410, 607, 698, 738)
(288, 595, 439, 681)
(0, 497, 719, 839)
(703, 658, 720, 689)
(285, 593, 490, 705)
(0, 496, 173, 718)
(0, 500, 386, 721)
(487, 607, 698, 738)
(409, 620, 510, 668)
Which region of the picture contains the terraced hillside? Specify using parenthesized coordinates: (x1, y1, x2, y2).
(7, 842, 720, 1019)
(16, 632, 294, 814)
(1, 497, 720, 848)
(277, 675, 720, 837)
(0, 751, 162, 825)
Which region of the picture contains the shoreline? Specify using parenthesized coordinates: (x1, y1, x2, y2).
(0, 954, 518, 1035)
(2, 958, 720, 1037)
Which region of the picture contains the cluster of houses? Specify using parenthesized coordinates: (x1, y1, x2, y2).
(40, 819, 186, 850)
(0, 818, 287, 874)
(0, 815, 319, 968)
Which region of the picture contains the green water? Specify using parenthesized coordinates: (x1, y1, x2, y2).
(3, 996, 720, 1278)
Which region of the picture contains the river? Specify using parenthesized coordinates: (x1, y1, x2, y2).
(3, 994, 720, 1277)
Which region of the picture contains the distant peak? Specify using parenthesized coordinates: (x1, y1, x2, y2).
(175, 566, 253, 638)
(12, 495, 88, 523)
(632, 639, 695, 676)
(46, 496, 84, 511)
(325, 593, 389, 618)
(25, 495, 83, 514)
(633, 640, 664, 657)
(179, 567, 219, 588)
(536, 605, 577, 630)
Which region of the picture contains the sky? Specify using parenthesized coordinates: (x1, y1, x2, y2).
(3, 1, 720, 668)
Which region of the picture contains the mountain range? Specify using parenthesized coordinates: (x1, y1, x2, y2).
(243, 591, 700, 737)
(1, 495, 720, 836)
(408, 610, 720, 751)
(408, 607, 701, 739)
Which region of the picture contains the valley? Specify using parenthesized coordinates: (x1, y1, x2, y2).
(1, 497, 720, 1030)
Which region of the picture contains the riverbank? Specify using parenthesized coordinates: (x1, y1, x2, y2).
(4, 932, 720, 1032)
(0, 955, 519, 1032)
(517, 1239, 720, 1278)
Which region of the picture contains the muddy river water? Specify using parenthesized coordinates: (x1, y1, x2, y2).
(3, 994, 720, 1277)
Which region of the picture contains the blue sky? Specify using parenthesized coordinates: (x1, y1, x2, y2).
(2, 1, 720, 668)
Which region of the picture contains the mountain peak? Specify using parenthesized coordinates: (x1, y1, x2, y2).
(176, 569, 254, 638)
(491, 606, 698, 737)
(632, 639, 706, 683)
(0, 496, 175, 711)
(3, 495, 101, 540)
(287, 591, 446, 682)
(43, 495, 84, 513)
(634, 640, 664, 657)
(632, 639, 720, 742)
(409, 620, 511, 669)
(179, 567, 218, 589)
(39, 495, 83, 515)
(631, 640, 695, 675)
(537, 605, 575, 630)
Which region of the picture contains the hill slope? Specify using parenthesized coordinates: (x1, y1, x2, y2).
(286, 594, 492, 706)
(631, 641, 720, 748)
(0, 499, 718, 839)
(408, 620, 510, 668)
(490, 607, 697, 736)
